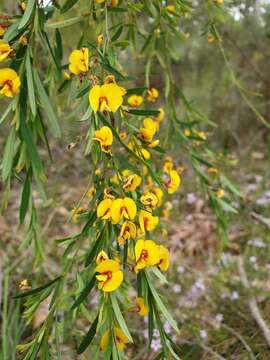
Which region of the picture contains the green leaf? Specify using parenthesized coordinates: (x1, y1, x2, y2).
(77, 315, 99, 354)
(61, 0, 80, 13)
(13, 276, 62, 299)
(26, 51, 37, 116)
(111, 26, 123, 42)
(76, 84, 91, 99)
(0, 100, 13, 125)
(33, 69, 61, 138)
(71, 275, 96, 310)
(19, 108, 45, 181)
(150, 267, 168, 284)
(19, 172, 31, 224)
(221, 175, 242, 197)
(127, 109, 160, 116)
(216, 198, 238, 214)
(2, 126, 16, 182)
(18, 0, 36, 29)
(126, 87, 147, 95)
(146, 272, 179, 333)
(110, 294, 133, 342)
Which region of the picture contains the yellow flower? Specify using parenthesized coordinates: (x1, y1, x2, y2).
(0, 68, 20, 97)
(71, 206, 86, 224)
(207, 167, 219, 174)
(154, 108, 164, 124)
(95, 0, 105, 3)
(140, 192, 158, 209)
(148, 139, 159, 148)
(157, 245, 170, 271)
(111, 197, 137, 224)
(216, 188, 225, 198)
(97, 34, 104, 45)
(93, 126, 113, 153)
(207, 34, 216, 44)
(147, 87, 159, 102)
(0, 25, 7, 37)
(184, 128, 191, 137)
(96, 250, 109, 264)
(139, 118, 157, 142)
(166, 5, 175, 13)
(100, 327, 129, 351)
(68, 48, 89, 75)
(127, 94, 143, 107)
(63, 71, 71, 80)
(97, 198, 113, 220)
(0, 40, 12, 62)
(118, 221, 137, 246)
(136, 297, 149, 316)
(104, 187, 115, 199)
(122, 171, 142, 192)
(139, 210, 159, 234)
(164, 170, 181, 194)
(162, 201, 172, 218)
(86, 186, 96, 199)
(163, 159, 174, 173)
(111, 0, 119, 6)
(95, 259, 123, 292)
(128, 142, 151, 160)
(89, 83, 126, 113)
(120, 132, 127, 140)
(152, 187, 163, 207)
(135, 239, 160, 272)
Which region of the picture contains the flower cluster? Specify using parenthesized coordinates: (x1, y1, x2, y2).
(0, 39, 20, 98)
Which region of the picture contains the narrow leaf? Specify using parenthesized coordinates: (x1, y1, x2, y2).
(77, 315, 99, 354)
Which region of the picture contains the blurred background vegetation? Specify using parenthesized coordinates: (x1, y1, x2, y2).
(1, 0, 270, 359)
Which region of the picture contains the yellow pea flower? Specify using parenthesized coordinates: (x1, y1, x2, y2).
(207, 167, 219, 174)
(96, 250, 109, 264)
(135, 239, 160, 272)
(139, 210, 159, 234)
(0, 25, 7, 37)
(97, 198, 113, 220)
(163, 159, 174, 173)
(120, 132, 127, 140)
(162, 201, 172, 219)
(68, 48, 89, 75)
(164, 170, 181, 194)
(155, 108, 165, 123)
(184, 128, 191, 137)
(0, 68, 20, 98)
(136, 297, 149, 316)
(111, 197, 137, 224)
(152, 187, 163, 207)
(166, 5, 175, 13)
(216, 188, 225, 198)
(128, 142, 151, 160)
(104, 187, 115, 199)
(0, 40, 12, 62)
(71, 206, 86, 224)
(118, 221, 137, 246)
(111, 0, 119, 6)
(122, 172, 142, 192)
(127, 94, 143, 107)
(147, 87, 159, 102)
(140, 192, 158, 209)
(139, 118, 157, 142)
(207, 34, 216, 44)
(93, 126, 113, 153)
(157, 245, 170, 271)
(86, 186, 96, 199)
(148, 139, 160, 148)
(97, 34, 104, 45)
(95, 0, 105, 3)
(147, 88, 159, 102)
(95, 259, 123, 292)
(89, 83, 126, 113)
(100, 327, 129, 351)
